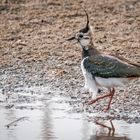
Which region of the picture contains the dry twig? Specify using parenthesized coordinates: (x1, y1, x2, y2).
(5, 116, 29, 128)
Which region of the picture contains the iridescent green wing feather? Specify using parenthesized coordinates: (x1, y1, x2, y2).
(83, 54, 140, 78)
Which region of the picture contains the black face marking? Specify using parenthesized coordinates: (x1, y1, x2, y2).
(82, 48, 89, 57)
(79, 34, 83, 38)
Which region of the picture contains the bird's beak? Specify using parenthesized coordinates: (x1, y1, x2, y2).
(67, 36, 75, 41)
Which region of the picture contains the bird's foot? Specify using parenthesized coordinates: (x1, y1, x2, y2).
(87, 94, 110, 105)
(102, 106, 110, 113)
(87, 98, 98, 105)
(87, 88, 115, 112)
(87, 99, 110, 113)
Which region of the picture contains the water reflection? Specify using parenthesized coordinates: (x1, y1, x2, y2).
(90, 119, 130, 140)
(41, 101, 54, 140)
(95, 120, 115, 136)
(40, 95, 133, 140)
(0, 87, 140, 140)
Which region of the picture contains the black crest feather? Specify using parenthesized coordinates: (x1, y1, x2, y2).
(80, 9, 90, 33)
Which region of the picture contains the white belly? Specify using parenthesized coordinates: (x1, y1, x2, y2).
(95, 77, 129, 89)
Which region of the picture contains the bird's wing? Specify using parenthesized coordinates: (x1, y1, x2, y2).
(83, 54, 140, 78)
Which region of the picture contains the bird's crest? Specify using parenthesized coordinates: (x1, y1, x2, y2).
(67, 9, 91, 41)
(79, 9, 90, 33)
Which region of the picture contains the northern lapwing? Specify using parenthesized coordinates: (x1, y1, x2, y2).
(67, 10, 140, 111)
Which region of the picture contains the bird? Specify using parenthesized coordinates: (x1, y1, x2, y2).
(67, 10, 140, 111)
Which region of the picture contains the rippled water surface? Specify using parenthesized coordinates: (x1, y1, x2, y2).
(0, 87, 140, 140)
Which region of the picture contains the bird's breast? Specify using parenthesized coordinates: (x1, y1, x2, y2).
(81, 57, 90, 77)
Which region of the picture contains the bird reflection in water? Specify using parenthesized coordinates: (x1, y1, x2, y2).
(90, 119, 130, 140)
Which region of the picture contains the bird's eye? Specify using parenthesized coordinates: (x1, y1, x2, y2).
(79, 34, 83, 38)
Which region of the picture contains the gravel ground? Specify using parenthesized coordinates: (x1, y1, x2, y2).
(0, 0, 140, 123)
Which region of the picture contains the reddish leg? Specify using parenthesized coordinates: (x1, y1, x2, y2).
(88, 88, 115, 111)
(104, 88, 115, 112)
(95, 119, 115, 136)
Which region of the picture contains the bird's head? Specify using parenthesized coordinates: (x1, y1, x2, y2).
(67, 10, 93, 50)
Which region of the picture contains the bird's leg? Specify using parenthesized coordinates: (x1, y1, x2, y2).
(104, 88, 115, 112)
(88, 89, 113, 105)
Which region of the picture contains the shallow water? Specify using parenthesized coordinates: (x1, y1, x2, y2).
(0, 87, 140, 140)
